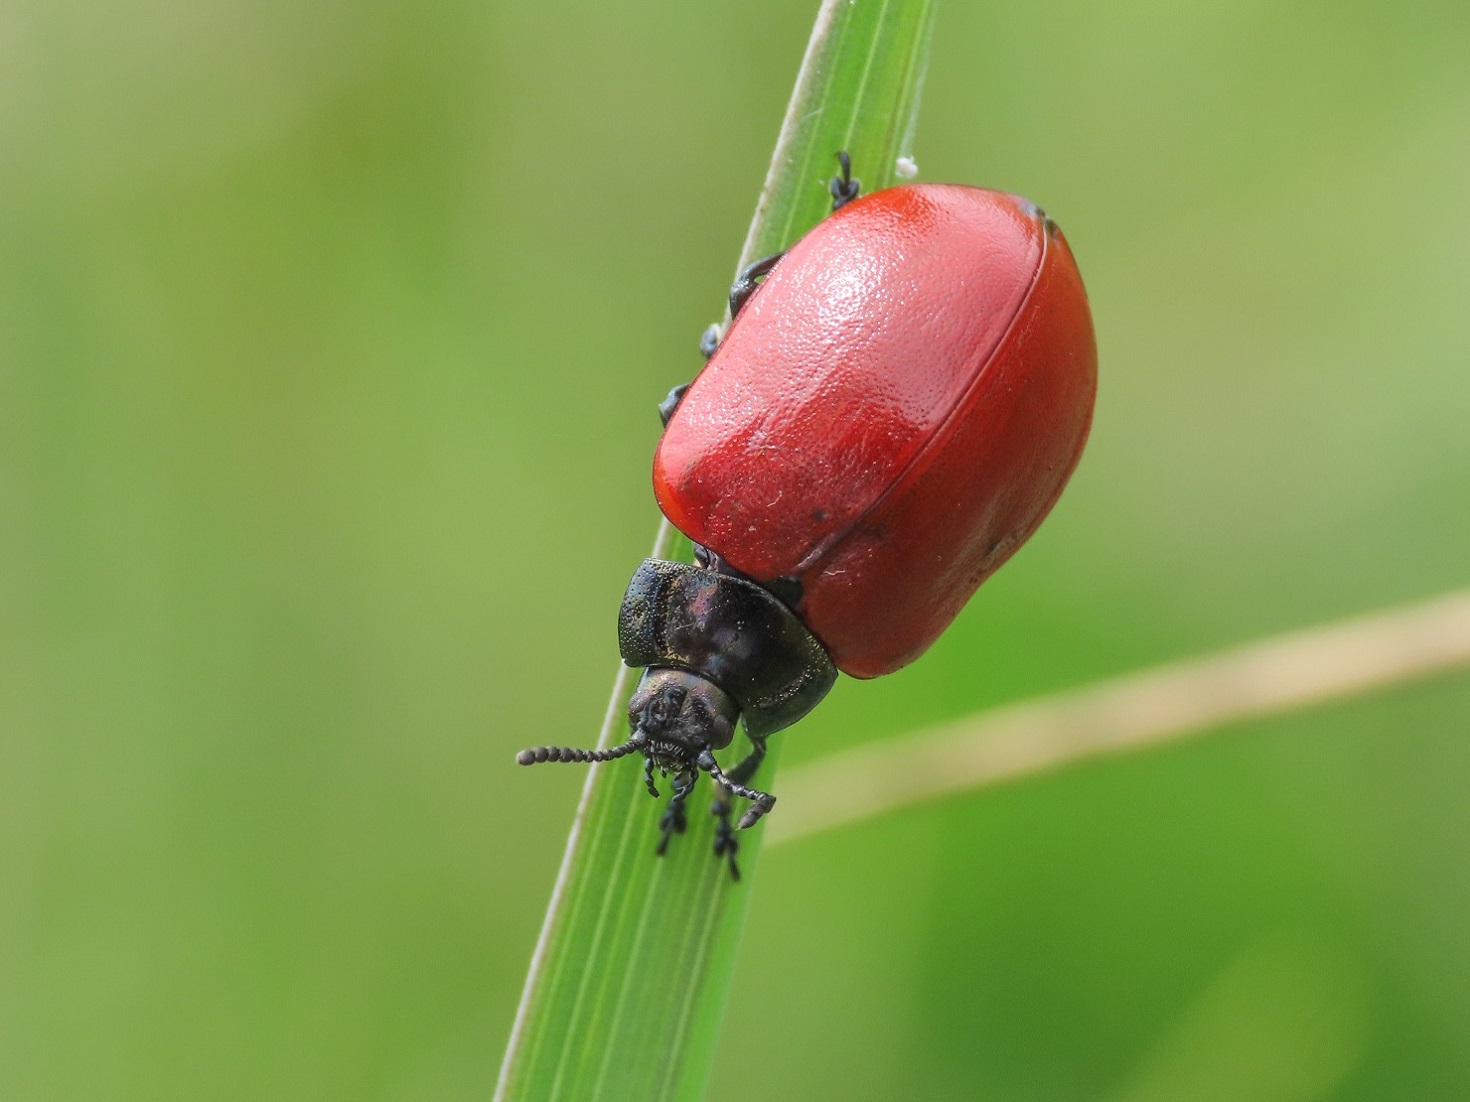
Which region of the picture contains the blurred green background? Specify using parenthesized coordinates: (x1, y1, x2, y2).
(3, 0, 1468, 1098)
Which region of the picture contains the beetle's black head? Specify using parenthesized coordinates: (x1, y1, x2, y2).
(514, 668, 739, 781)
(627, 668, 738, 771)
(514, 660, 778, 840)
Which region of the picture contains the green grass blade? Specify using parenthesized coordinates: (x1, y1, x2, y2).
(494, 2, 936, 1100)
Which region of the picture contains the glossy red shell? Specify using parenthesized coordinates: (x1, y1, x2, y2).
(653, 184, 1097, 679)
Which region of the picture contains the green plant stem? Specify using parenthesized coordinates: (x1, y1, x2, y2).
(493, 2, 936, 1099)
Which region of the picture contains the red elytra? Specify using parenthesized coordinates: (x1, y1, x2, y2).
(653, 183, 1097, 679)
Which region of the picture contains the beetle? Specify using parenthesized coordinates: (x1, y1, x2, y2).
(519, 154, 1097, 877)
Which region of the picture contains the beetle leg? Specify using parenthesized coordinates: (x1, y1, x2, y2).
(663, 316, 725, 423)
(658, 383, 689, 427)
(723, 732, 768, 787)
(709, 734, 764, 880)
(687, 252, 784, 373)
(829, 150, 861, 211)
(711, 807, 740, 880)
(698, 750, 776, 831)
(698, 323, 722, 361)
(701, 151, 857, 365)
(727, 252, 785, 319)
(656, 768, 695, 856)
(706, 153, 854, 357)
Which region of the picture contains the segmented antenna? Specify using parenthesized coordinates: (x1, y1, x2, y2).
(515, 732, 643, 766)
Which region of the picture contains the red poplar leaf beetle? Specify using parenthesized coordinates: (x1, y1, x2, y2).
(519, 153, 1097, 878)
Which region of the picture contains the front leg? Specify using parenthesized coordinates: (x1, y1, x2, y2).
(698, 749, 776, 831)
(711, 795, 741, 880)
(656, 769, 696, 856)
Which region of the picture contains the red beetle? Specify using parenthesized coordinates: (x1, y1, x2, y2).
(520, 156, 1096, 877)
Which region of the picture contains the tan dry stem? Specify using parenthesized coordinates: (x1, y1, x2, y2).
(771, 587, 1470, 845)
